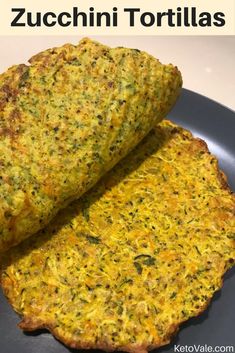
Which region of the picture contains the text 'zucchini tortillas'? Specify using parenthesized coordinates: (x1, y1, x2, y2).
(1, 120, 234, 353)
(0, 38, 182, 251)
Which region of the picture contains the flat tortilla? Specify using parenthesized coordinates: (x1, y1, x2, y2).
(1, 120, 234, 353)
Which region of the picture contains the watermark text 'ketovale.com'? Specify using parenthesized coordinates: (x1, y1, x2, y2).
(174, 345, 234, 353)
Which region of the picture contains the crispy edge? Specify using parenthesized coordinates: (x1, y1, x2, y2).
(15, 286, 224, 353)
(1, 122, 235, 353)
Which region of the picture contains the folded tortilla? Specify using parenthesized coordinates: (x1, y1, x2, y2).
(0, 38, 182, 251)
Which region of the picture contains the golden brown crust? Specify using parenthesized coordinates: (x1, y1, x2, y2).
(17, 319, 162, 353)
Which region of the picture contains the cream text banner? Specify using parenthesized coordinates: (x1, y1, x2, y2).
(0, 0, 234, 35)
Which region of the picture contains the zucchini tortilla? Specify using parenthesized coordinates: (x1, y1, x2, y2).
(1, 120, 234, 353)
(0, 38, 182, 251)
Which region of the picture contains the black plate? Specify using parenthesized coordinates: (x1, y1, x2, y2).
(0, 89, 234, 353)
